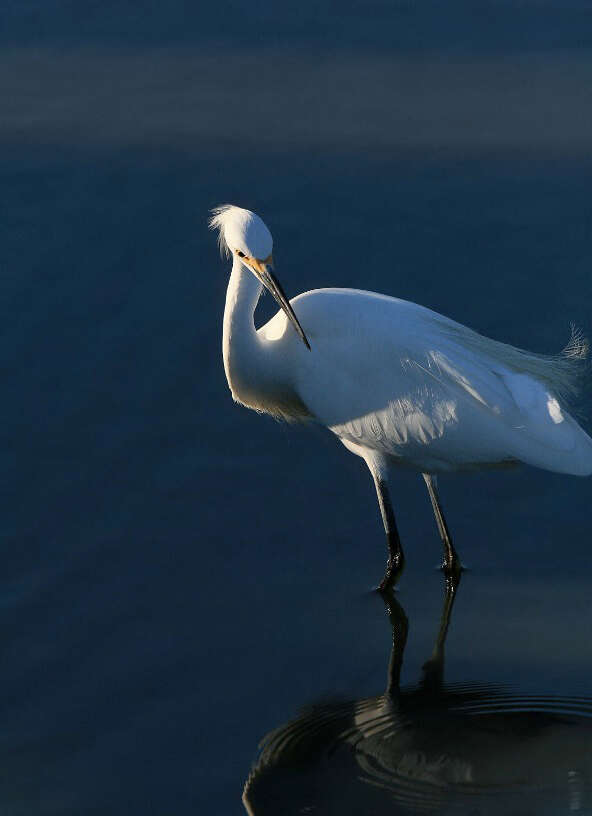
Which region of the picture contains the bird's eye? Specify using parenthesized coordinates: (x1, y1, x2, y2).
(236, 250, 246, 258)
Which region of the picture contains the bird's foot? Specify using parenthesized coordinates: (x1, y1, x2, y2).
(377, 553, 405, 593)
(441, 556, 464, 583)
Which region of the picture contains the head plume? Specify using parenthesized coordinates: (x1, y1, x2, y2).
(209, 205, 273, 260)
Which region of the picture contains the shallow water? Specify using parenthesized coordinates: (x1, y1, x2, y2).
(4, 3, 592, 815)
(244, 575, 592, 815)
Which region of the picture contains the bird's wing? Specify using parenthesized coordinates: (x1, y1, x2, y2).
(291, 289, 592, 472)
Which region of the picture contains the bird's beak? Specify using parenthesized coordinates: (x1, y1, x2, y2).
(247, 255, 311, 350)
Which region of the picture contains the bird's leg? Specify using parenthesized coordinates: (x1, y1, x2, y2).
(381, 587, 409, 697)
(421, 568, 462, 694)
(371, 473, 405, 591)
(422, 473, 462, 578)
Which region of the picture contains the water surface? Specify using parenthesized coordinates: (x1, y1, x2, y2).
(3, 3, 592, 814)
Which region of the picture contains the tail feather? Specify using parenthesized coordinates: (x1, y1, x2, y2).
(442, 319, 590, 410)
(562, 323, 590, 361)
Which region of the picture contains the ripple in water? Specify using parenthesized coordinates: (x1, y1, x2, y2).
(243, 579, 592, 815)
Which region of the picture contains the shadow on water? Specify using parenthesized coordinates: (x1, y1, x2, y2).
(243, 575, 592, 815)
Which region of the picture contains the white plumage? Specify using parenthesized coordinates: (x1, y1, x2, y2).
(211, 204, 592, 585)
(276, 288, 591, 475)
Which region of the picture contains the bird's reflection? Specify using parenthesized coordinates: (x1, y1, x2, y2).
(243, 576, 592, 815)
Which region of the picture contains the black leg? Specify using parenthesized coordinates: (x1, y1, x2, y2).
(421, 569, 462, 693)
(371, 473, 405, 591)
(381, 587, 409, 697)
(422, 473, 462, 577)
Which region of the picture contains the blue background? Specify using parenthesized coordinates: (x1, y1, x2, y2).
(3, 2, 592, 813)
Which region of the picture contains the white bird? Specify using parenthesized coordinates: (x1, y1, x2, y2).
(210, 204, 592, 589)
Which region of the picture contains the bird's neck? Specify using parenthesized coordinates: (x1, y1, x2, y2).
(222, 256, 311, 421)
(222, 256, 266, 405)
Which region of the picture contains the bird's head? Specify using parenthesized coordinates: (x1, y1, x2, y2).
(209, 204, 310, 349)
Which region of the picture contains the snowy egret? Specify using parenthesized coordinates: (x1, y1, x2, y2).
(210, 204, 592, 589)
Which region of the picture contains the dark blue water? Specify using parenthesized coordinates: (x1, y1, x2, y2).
(3, 3, 592, 814)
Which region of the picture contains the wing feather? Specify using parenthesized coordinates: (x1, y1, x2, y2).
(291, 289, 592, 473)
